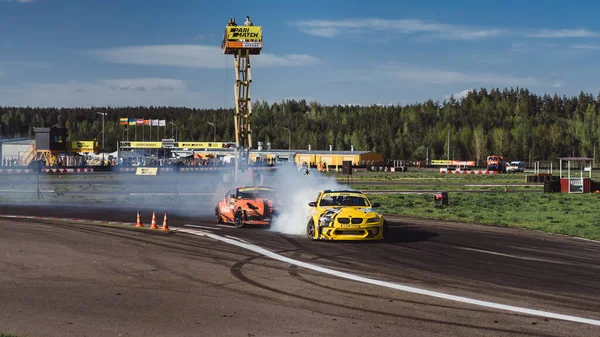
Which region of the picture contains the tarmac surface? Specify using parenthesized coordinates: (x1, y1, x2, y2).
(0, 204, 599, 337)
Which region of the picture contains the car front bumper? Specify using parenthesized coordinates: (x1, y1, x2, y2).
(317, 224, 384, 240)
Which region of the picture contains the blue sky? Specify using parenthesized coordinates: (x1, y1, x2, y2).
(2, 0, 600, 108)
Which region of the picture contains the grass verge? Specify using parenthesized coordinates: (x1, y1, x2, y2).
(367, 192, 600, 240)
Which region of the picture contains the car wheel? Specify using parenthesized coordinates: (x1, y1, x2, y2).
(306, 219, 316, 240)
(234, 209, 245, 228)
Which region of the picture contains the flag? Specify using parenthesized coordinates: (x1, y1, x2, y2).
(159, 120, 166, 127)
(144, 119, 150, 125)
(151, 119, 159, 126)
(120, 118, 128, 125)
(136, 119, 144, 125)
(128, 118, 136, 126)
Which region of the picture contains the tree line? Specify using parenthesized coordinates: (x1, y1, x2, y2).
(1, 87, 599, 164)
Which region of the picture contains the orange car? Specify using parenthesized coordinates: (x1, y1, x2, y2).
(215, 186, 277, 228)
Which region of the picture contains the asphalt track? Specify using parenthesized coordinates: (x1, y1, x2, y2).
(1, 204, 599, 336)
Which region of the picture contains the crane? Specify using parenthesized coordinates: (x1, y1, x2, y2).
(221, 22, 263, 172)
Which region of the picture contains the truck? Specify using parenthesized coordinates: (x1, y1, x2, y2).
(486, 155, 506, 173)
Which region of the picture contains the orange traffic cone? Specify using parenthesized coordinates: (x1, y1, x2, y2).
(136, 210, 144, 227)
(149, 212, 158, 230)
(161, 213, 170, 231)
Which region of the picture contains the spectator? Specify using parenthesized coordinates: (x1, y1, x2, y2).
(244, 16, 253, 26)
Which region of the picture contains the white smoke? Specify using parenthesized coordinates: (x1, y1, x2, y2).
(262, 165, 346, 235)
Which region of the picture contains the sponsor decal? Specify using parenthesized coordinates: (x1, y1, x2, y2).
(135, 167, 159, 176)
(227, 26, 262, 40)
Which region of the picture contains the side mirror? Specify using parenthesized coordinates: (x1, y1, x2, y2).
(308, 202, 316, 207)
(372, 203, 380, 208)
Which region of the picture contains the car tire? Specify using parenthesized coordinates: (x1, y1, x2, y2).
(234, 209, 245, 228)
(306, 219, 316, 240)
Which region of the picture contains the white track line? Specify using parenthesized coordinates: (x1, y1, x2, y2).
(184, 224, 221, 231)
(0, 189, 55, 193)
(177, 228, 600, 327)
(457, 247, 571, 266)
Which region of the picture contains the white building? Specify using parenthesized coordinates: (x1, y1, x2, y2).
(0, 138, 34, 166)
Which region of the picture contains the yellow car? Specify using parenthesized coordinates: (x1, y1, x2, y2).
(306, 189, 386, 241)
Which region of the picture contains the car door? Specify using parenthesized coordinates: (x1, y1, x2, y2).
(220, 189, 235, 219)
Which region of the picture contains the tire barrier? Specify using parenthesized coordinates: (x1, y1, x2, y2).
(526, 175, 556, 184)
(543, 179, 561, 193)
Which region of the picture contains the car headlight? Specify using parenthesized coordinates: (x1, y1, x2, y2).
(366, 217, 380, 223)
(320, 216, 333, 226)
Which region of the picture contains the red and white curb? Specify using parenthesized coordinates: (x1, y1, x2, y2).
(440, 169, 498, 174)
(42, 168, 94, 173)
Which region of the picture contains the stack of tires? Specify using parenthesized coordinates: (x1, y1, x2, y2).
(543, 176, 561, 193)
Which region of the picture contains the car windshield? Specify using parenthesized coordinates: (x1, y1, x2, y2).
(319, 194, 369, 207)
(238, 188, 276, 199)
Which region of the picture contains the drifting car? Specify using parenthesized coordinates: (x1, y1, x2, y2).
(306, 189, 386, 241)
(215, 186, 277, 228)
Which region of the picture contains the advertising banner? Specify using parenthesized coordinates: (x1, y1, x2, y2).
(178, 142, 231, 149)
(130, 142, 162, 148)
(135, 167, 159, 176)
(226, 26, 262, 40)
(430, 160, 475, 166)
(67, 141, 96, 152)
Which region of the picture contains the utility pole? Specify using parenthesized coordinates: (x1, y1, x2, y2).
(447, 128, 450, 168)
(283, 127, 291, 164)
(95, 112, 107, 149)
(208, 122, 216, 143)
(594, 140, 599, 169)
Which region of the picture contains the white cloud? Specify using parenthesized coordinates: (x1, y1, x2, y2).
(99, 78, 186, 91)
(444, 88, 474, 100)
(293, 18, 507, 41)
(367, 65, 542, 86)
(87, 45, 321, 69)
(352, 64, 562, 89)
(0, 78, 210, 108)
(193, 33, 215, 40)
(526, 29, 599, 38)
(3, 0, 34, 3)
(572, 44, 600, 50)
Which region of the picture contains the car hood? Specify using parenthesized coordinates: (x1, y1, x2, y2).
(320, 206, 380, 218)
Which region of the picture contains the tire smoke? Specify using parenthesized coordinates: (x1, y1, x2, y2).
(262, 165, 346, 236)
